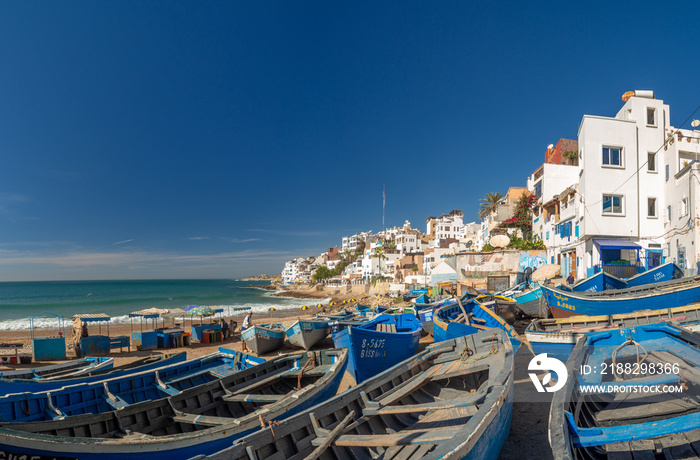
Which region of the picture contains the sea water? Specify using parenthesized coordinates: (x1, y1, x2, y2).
(0, 279, 328, 330)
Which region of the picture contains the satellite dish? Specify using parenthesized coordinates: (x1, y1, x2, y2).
(465, 241, 473, 248)
(692, 120, 700, 128)
(547, 144, 554, 149)
(490, 234, 510, 248)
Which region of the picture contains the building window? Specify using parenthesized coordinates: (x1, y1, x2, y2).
(647, 107, 656, 126)
(647, 198, 657, 218)
(667, 205, 672, 222)
(602, 147, 623, 167)
(602, 194, 624, 215)
(666, 164, 670, 181)
(648, 152, 656, 172)
(533, 180, 542, 197)
(680, 198, 689, 218)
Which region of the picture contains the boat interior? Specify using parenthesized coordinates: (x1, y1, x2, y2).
(1, 350, 342, 440)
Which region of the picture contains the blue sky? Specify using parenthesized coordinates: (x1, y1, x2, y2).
(1, 2, 698, 281)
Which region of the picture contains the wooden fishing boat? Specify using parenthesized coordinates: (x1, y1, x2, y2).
(526, 303, 700, 363)
(0, 348, 264, 423)
(549, 323, 700, 460)
(476, 294, 517, 325)
(197, 328, 515, 460)
(241, 323, 286, 355)
(0, 356, 113, 380)
(285, 319, 330, 350)
(332, 313, 422, 383)
(0, 352, 186, 395)
(560, 261, 683, 293)
(499, 281, 546, 317)
(542, 275, 700, 318)
(433, 299, 521, 353)
(0, 348, 348, 460)
(418, 306, 436, 335)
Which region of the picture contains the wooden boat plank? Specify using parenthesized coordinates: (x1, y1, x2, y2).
(223, 394, 284, 403)
(683, 429, 700, 454)
(304, 410, 355, 460)
(224, 365, 291, 397)
(605, 441, 633, 460)
(310, 427, 459, 447)
(627, 439, 656, 460)
(362, 396, 482, 416)
(659, 433, 700, 459)
(171, 411, 240, 427)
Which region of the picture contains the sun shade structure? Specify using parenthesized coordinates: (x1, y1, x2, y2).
(593, 239, 642, 250)
(531, 264, 561, 282)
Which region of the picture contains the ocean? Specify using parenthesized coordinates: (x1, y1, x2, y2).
(0, 279, 328, 330)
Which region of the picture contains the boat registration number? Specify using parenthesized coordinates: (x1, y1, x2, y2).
(360, 339, 386, 358)
(0, 450, 77, 460)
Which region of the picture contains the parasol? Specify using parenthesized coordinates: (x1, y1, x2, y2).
(186, 306, 215, 317)
(531, 264, 561, 282)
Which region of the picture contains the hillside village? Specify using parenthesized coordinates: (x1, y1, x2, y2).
(281, 91, 700, 288)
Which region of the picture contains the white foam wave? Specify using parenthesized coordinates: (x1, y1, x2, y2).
(0, 298, 333, 330)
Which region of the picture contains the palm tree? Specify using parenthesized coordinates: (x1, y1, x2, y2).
(373, 246, 387, 280)
(479, 192, 505, 219)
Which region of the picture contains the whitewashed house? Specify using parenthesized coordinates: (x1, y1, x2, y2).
(577, 90, 668, 278)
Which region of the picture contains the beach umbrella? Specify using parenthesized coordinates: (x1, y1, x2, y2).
(330, 301, 336, 306)
(317, 303, 323, 308)
(268, 307, 276, 311)
(490, 234, 510, 248)
(186, 306, 214, 317)
(138, 307, 169, 316)
(531, 264, 561, 282)
(301, 306, 310, 310)
(184, 305, 200, 312)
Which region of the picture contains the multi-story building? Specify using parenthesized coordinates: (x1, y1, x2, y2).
(576, 90, 668, 278)
(427, 210, 464, 248)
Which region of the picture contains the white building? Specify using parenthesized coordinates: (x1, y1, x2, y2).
(577, 90, 668, 278)
(427, 210, 464, 248)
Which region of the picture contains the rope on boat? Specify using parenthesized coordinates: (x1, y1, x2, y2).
(298, 353, 316, 391)
(610, 335, 648, 381)
(259, 415, 280, 440)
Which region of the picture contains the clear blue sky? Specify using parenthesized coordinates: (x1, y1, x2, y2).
(1, 2, 698, 281)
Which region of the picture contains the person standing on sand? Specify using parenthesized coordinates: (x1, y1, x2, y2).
(241, 312, 252, 352)
(221, 318, 229, 340)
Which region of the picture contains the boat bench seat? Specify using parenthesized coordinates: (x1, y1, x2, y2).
(172, 412, 233, 427)
(221, 393, 283, 403)
(207, 364, 242, 379)
(310, 427, 460, 447)
(103, 393, 130, 410)
(377, 324, 397, 333)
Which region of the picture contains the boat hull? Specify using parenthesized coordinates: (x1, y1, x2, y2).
(241, 324, 285, 355)
(0, 353, 185, 395)
(543, 276, 700, 318)
(285, 319, 329, 350)
(332, 313, 421, 383)
(0, 350, 348, 460)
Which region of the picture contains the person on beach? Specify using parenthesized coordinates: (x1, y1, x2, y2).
(241, 312, 252, 352)
(566, 273, 575, 285)
(221, 318, 229, 340)
(72, 318, 84, 358)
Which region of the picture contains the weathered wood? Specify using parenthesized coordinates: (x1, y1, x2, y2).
(361, 396, 482, 416)
(172, 412, 239, 427)
(223, 366, 291, 397)
(605, 442, 632, 460)
(659, 433, 700, 460)
(310, 427, 460, 447)
(303, 410, 355, 460)
(222, 394, 284, 403)
(627, 439, 656, 460)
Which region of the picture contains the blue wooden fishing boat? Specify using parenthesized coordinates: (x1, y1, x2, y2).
(0, 356, 113, 380)
(241, 323, 285, 355)
(549, 323, 700, 459)
(332, 313, 422, 383)
(285, 318, 329, 350)
(0, 348, 348, 460)
(525, 303, 700, 363)
(432, 299, 521, 353)
(197, 328, 515, 460)
(500, 281, 546, 317)
(0, 348, 263, 423)
(543, 275, 700, 318)
(559, 261, 683, 293)
(0, 352, 186, 395)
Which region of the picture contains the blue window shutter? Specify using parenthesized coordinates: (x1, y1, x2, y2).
(575, 225, 579, 237)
